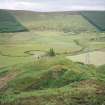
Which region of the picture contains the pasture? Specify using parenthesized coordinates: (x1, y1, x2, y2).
(0, 31, 105, 67)
(0, 10, 105, 105)
(0, 10, 105, 67)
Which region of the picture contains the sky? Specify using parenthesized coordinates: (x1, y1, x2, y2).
(0, 0, 105, 11)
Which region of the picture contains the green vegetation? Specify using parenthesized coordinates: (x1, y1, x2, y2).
(0, 10, 28, 32)
(81, 11, 105, 31)
(0, 58, 105, 105)
(47, 48, 56, 56)
(11, 11, 97, 32)
(0, 10, 105, 105)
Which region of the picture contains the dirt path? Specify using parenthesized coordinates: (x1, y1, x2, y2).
(0, 70, 19, 90)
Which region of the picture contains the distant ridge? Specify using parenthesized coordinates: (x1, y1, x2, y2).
(0, 9, 104, 32)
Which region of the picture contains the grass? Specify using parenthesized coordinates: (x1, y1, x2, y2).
(12, 11, 97, 32)
(81, 11, 105, 31)
(0, 10, 105, 105)
(0, 57, 105, 105)
(0, 10, 28, 33)
(0, 31, 105, 67)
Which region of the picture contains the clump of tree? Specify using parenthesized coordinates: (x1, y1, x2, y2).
(47, 48, 56, 56)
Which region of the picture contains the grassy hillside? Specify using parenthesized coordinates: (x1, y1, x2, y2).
(0, 57, 105, 105)
(11, 11, 97, 32)
(81, 11, 105, 31)
(0, 10, 105, 105)
(0, 10, 28, 33)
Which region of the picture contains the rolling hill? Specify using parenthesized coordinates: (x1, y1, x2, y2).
(11, 10, 97, 32)
(0, 10, 105, 105)
(0, 10, 28, 33)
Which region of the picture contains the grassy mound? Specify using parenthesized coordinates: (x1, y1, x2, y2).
(0, 57, 105, 105)
(39, 65, 88, 89)
(9, 65, 89, 91)
(0, 57, 104, 105)
(0, 10, 28, 33)
(18, 81, 105, 105)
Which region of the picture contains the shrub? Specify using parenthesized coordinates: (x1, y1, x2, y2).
(47, 48, 56, 57)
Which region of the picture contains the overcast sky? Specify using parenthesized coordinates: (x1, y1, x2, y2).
(0, 0, 105, 11)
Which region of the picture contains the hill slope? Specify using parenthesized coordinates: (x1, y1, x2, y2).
(11, 10, 97, 32)
(0, 10, 28, 33)
(81, 11, 105, 31)
(0, 58, 105, 105)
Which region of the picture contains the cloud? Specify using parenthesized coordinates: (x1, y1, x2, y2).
(0, 0, 105, 11)
(14, 2, 49, 11)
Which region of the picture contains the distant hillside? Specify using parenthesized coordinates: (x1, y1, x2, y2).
(81, 11, 105, 31)
(0, 10, 28, 33)
(0, 10, 105, 33)
(10, 10, 97, 32)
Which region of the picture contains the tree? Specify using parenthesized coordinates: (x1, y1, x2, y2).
(48, 48, 56, 56)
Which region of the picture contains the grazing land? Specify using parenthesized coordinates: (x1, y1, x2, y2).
(0, 10, 105, 105)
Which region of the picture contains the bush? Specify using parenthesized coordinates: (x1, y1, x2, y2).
(47, 48, 56, 56)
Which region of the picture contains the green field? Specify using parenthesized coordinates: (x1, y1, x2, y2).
(0, 10, 105, 105)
